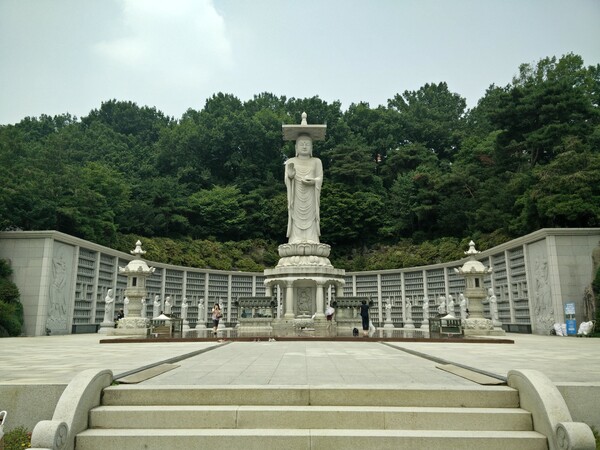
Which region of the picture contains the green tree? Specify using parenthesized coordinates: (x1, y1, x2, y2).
(513, 148, 600, 230)
(382, 163, 445, 241)
(82, 99, 172, 144)
(388, 82, 467, 160)
(188, 185, 247, 240)
(323, 138, 382, 192)
(55, 162, 130, 245)
(379, 143, 438, 188)
(120, 176, 191, 238)
(321, 183, 385, 247)
(492, 54, 599, 170)
(343, 103, 401, 164)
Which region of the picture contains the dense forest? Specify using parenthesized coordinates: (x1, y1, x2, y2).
(1, 53, 599, 271)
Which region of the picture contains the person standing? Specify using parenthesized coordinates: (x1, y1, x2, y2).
(211, 303, 222, 335)
(325, 303, 335, 321)
(359, 299, 370, 337)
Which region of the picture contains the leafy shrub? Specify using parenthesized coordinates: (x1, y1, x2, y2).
(591, 426, 600, 450)
(0, 301, 23, 337)
(0, 260, 23, 337)
(2, 426, 31, 450)
(0, 278, 20, 303)
(0, 259, 12, 278)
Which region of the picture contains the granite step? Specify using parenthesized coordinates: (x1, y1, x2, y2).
(89, 405, 534, 431)
(101, 384, 520, 408)
(76, 385, 547, 450)
(76, 428, 548, 450)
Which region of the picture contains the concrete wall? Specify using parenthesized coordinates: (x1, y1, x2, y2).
(0, 384, 66, 432)
(557, 382, 600, 431)
(554, 234, 599, 325)
(0, 236, 52, 336)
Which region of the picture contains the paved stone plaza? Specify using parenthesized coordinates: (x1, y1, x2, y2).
(1, 333, 598, 385)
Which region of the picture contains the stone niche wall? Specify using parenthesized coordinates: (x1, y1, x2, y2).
(1, 229, 599, 336)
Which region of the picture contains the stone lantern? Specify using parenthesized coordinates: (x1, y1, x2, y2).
(454, 241, 503, 336)
(115, 240, 155, 336)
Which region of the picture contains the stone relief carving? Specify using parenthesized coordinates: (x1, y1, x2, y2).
(46, 244, 72, 332)
(532, 258, 554, 333)
(297, 288, 311, 315)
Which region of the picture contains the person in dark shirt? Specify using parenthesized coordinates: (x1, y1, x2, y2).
(359, 300, 369, 337)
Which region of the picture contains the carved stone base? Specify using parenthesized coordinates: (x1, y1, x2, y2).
(108, 317, 150, 337)
(463, 317, 505, 336)
(98, 321, 115, 334)
(276, 243, 334, 267)
(117, 317, 150, 329)
(278, 243, 331, 257)
(276, 255, 333, 268)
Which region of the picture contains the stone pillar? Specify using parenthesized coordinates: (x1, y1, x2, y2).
(465, 277, 485, 319)
(140, 297, 147, 319)
(315, 281, 325, 320)
(265, 284, 272, 297)
(284, 281, 295, 319)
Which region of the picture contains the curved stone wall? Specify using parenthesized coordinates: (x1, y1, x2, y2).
(1, 228, 598, 336)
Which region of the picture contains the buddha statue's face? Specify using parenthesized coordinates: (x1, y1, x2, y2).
(296, 135, 313, 157)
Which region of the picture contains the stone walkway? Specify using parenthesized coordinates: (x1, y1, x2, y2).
(0, 333, 598, 385)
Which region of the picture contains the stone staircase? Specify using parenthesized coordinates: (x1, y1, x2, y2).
(75, 385, 548, 450)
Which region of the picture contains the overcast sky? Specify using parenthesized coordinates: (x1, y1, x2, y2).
(1, 0, 599, 125)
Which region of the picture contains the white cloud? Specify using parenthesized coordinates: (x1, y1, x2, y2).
(94, 0, 233, 88)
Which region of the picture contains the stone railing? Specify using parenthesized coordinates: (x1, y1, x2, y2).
(333, 297, 374, 309)
(29, 369, 112, 450)
(235, 296, 276, 319)
(507, 369, 595, 450)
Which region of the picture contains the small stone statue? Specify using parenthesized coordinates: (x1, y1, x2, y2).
(447, 295, 455, 317)
(437, 296, 446, 315)
(405, 299, 412, 321)
(181, 297, 189, 320)
(153, 295, 161, 317)
(103, 289, 115, 323)
(459, 293, 468, 319)
(198, 298, 205, 323)
(123, 296, 129, 316)
(164, 296, 172, 314)
(385, 298, 393, 322)
(488, 288, 499, 322)
(422, 297, 429, 320)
